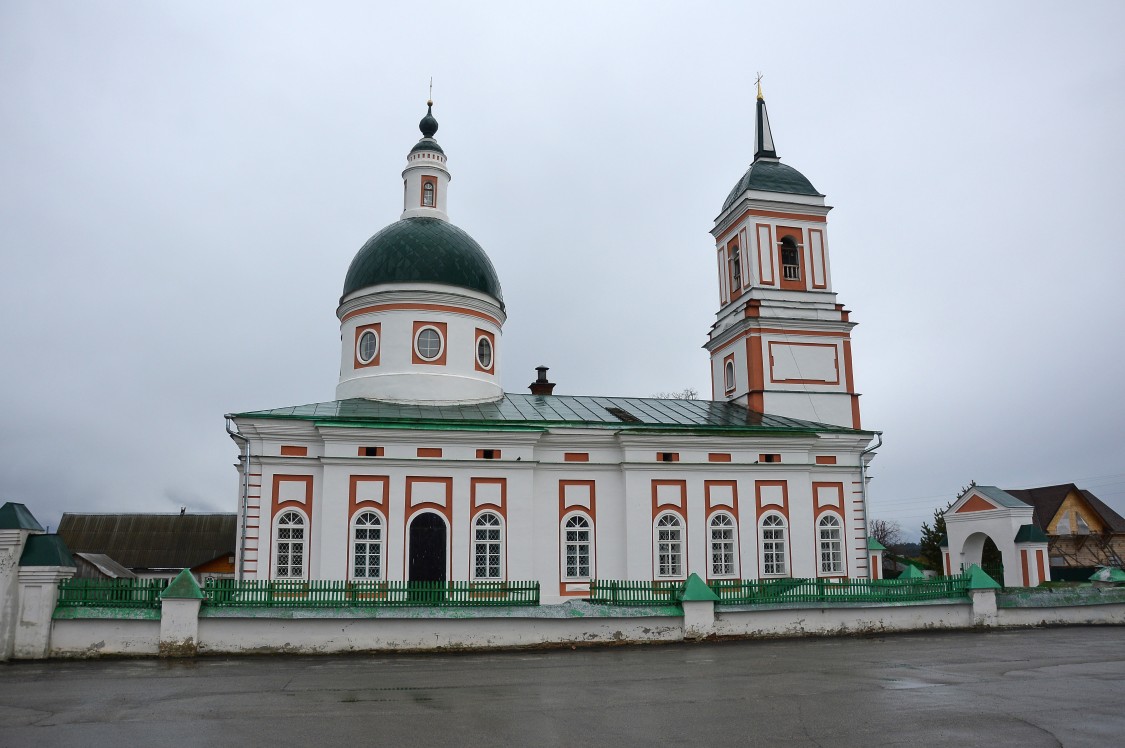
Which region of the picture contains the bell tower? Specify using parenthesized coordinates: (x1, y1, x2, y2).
(705, 84, 862, 429)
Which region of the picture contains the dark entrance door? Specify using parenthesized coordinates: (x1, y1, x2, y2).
(408, 512, 447, 583)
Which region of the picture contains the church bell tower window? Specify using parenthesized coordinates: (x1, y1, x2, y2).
(422, 180, 435, 207)
(781, 236, 801, 281)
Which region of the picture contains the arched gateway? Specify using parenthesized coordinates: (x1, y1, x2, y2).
(942, 485, 1050, 587)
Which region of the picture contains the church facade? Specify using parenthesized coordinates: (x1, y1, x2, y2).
(227, 91, 878, 603)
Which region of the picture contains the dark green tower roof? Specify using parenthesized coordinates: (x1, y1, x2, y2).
(721, 160, 821, 211)
(342, 217, 504, 307)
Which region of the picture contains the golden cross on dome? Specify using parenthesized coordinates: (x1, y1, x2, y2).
(755, 72, 764, 100)
(428, 77, 433, 106)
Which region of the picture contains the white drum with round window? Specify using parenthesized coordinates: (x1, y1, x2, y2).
(415, 326, 444, 360)
(476, 335, 493, 369)
(356, 329, 379, 364)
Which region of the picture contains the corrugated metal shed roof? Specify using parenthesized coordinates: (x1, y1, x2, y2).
(233, 394, 867, 435)
(58, 513, 236, 571)
(74, 552, 136, 579)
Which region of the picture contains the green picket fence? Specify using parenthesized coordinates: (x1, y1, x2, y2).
(588, 574, 971, 606)
(587, 580, 684, 605)
(203, 579, 540, 608)
(709, 573, 971, 605)
(55, 578, 169, 608)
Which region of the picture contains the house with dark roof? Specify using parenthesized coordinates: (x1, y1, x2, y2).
(1005, 484, 1125, 569)
(57, 512, 236, 582)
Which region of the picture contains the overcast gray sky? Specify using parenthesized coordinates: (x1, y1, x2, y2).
(2, 1, 1123, 540)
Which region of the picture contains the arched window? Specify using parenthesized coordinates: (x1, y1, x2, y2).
(709, 513, 737, 577)
(274, 510, 306, 579)
(818, 514, 844, 575)
(760, 514, 787, 576)
(655, 513, 684, 579)
(728, 243, 742, 290)
(563, 514, 592, 581)
(352, 511, 383, 579)
(780, 236, 801, 281)
(422, 180, 435, 206)
(473, 512, 503, 580)
(724, 359, 735, 392)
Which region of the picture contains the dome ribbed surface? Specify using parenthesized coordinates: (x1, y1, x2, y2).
(721, 160, 821, 211)
(410, 138, 444, 155)
(342, 217, 504, 307)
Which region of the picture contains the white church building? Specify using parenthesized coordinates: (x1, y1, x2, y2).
(227, 90, 879, 603)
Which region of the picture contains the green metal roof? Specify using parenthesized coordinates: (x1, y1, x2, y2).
(1014, 524, 1049, 543)
(866, 537, 887, 551)
(19, 534, 75, 568)
(342, 217, 504, 307)
(409, 138, 444, 155)
(972, 486, 1030, 509)
(681, 573, 720, 602)
(161, 568, 204, 600)
(0, 502, 44, 531)
(233, 394, 869, 435)
(966, 564, 1002, 590)
(897, 564, 926, 580)
(721, 160, 821, 211)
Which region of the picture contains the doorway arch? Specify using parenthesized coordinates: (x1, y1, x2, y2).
(408, 512, 447, 583)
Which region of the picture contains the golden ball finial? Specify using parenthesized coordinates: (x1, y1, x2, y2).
(427, 99, 433, 107)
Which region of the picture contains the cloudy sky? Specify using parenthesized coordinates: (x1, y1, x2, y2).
(2, 1, 1123, 539)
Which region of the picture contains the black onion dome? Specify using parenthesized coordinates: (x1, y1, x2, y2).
(342, 217, 504, 308)
(419, 104, 438, 138)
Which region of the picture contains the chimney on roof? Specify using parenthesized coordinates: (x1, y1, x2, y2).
(529, 365, 556, 396)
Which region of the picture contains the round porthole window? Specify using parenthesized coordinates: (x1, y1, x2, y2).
(415, 326, 444, 361)
(356, 330, 379, 364)
(476, 336, 493, 369)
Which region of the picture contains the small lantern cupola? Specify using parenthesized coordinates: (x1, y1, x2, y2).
(402, 99, 452, 221)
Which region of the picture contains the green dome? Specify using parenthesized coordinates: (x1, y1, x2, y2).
(342, 217, 504, 307)
(410, 138, 444, 155)
(721, 160, 822, 212)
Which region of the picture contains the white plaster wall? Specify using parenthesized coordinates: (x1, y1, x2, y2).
(713, 601, 973, 637)
(197, 615, 682, 654)
(762, 391, 854, 429)
(49, 619, 160, 657)
(337, 306, 503, 404)
(996, 604, 1125, 628)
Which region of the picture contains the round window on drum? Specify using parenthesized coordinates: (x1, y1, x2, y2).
(356, 329, 379, 364)
(476, 336, 493, 369)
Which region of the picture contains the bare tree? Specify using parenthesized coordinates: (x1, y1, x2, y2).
(869, 519, 904, 554)
(652, 388, 700, 400)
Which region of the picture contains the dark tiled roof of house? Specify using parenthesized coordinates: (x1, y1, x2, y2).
(58, 513, 236, 572)
(1005, 483, 1125, 534)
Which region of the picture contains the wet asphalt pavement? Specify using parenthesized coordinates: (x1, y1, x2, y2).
(1, 627, 1123, 747)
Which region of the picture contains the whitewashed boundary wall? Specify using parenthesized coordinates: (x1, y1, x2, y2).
(35, 588, 1125, 659)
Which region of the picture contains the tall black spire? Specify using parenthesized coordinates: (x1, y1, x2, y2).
(753, 82, 777, 161)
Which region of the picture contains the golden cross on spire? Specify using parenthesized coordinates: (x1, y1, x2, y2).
(427, 77, 433, 106)
(755, 72, 764, 101)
